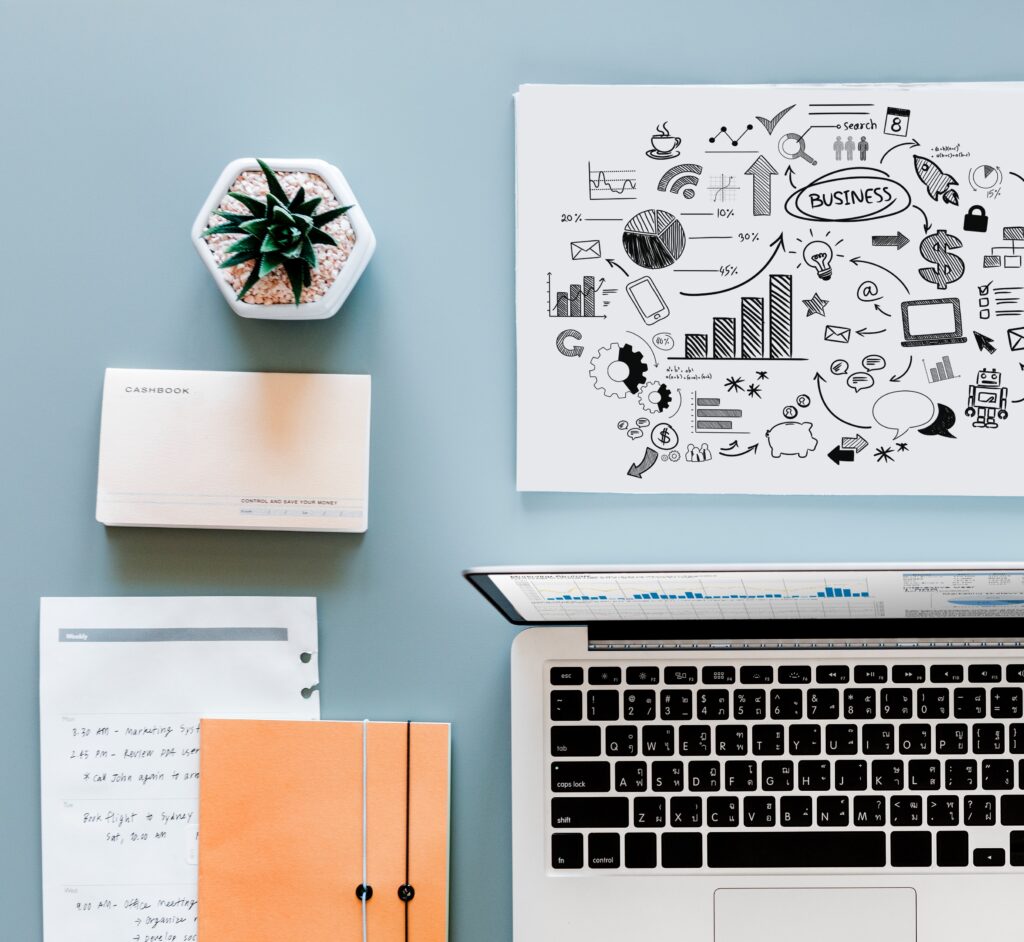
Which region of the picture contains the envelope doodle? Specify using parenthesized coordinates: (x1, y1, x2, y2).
(570, 239, 602, 261)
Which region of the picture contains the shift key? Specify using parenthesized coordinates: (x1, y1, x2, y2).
(552, 797, 629, 828)
(551, 725, 601, 756)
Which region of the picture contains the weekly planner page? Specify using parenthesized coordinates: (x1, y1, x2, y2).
(516, 83, 1024, 494)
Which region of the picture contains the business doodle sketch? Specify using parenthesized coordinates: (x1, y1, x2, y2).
(516, 83, 1024, 494)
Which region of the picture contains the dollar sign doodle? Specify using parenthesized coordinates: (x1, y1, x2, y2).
(918, 229, 965, 291)
(658, 427, 672, 444)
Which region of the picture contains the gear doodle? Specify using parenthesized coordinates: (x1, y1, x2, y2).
(589, 343, 649, 398)
(637, 381, 673, 413)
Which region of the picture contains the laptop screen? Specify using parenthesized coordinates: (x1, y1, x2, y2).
(465, 565, 1024, 626)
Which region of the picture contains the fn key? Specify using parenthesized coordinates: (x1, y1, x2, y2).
(552, 833, 583, 869)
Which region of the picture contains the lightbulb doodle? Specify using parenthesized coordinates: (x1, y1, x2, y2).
(516, 83, 1024, 494)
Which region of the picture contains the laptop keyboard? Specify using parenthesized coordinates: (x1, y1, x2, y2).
(547, 659, 1024, 872)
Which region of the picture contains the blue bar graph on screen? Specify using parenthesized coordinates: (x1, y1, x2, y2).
(548, 584, 870, 602)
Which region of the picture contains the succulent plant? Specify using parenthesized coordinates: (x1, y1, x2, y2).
(202, 159, 352, 304)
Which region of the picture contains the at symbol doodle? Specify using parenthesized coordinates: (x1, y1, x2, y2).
(857, 281, 882, 302)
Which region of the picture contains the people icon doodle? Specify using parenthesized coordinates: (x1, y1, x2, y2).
(684, 443, 712, 463)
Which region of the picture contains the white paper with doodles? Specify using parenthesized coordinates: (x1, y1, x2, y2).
(39, 596, 320, 942)
(515, 83, 1024, 494)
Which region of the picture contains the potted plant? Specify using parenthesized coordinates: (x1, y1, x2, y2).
(191, 157, 375, 320)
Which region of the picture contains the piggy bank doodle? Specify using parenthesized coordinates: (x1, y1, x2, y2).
(765, 421, 818, 459)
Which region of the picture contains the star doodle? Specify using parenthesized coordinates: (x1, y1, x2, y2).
(756, 370, 769, 380)
(746, 383, 763, 399)
(725, 376, 744, 393)
(896, 442, 909, 452)
(874, 445, 896, 463)
(803, 293, 829, 317)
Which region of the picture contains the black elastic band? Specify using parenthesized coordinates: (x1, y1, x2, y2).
(403, 720, 412, 941)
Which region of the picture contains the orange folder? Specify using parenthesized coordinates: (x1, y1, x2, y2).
(198, 719, 450, 941)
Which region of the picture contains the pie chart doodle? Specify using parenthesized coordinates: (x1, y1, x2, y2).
(622, 209, 685, 269)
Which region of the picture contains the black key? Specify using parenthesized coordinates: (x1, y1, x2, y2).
(634, 796, 666, 828)
(588, 690, 619, 721)
(670, 796, 702, 828)
(891, 832, 931, 867)
(991, 687, 1023, 719)
(936, 830, 969, 867)
(1012, 831, 1024, 866)
(733, 688, 766, 720)
(665, 667, 697, 685)
(964, 795, 996, 826)
(918, 688, 950, 719)
(893, 665, 926, 683)
(771, 689, 802, 720)
(552, 797, 629, 828)
(908, 760, 940, 791)
(641, 725, 674, 756)
(707, 796, 739, 827)
(797, 760, 830, 792)
(871, 759, 904, 791)
(890, 796, 923, 827)
(816, 665, 849, 684)
(551, 761, 611, 793)
(825, 724, 858, 756)
(743, 796, 776, 827)
(1002, 796, 1024, 825)
(702, 666, 735, 685)
(818, 796, 849, 827)
(552, 833, 584, 869)
(689, 761, 720, 792)
(587, 832, 620, 869)
(614, 761, 646, 792)
(881, 688, 913, 719)
(863, 724, 895, 755)
(935, 723, 968, 754)
(954, 688, 987, 719)
(678, 725, 711, 756)
(752, 725, 785, 756)
(762, 761, 794, 792)
(604, 725, 637, 757)
(855, 665, 888, 684)
(697, 689, 729, 720)
(982, 759, 1013, 791)
(1012, 724, 1024, 754)
(551, 667, 583, 686)
(789, 724, 821, 756)
(974, 848, 1005, 867)
(927, 795, 959, 827)
(660, 690, 692, 720)
(715, 725, 748, 757)
(707, 832, 885, 868)
(779, 666, 811, 684)
(931, 665, 963, 684)
(854, 796, 885, 826)
(845, 689, 876, 719)
(945, 759, 977, 791)
(807, 689, 839, 720)
(651, 761, 685, 793)
(623, 690, 656, 720)
(552, 726, 600, 756)
(661, 833, 702, 868)
(969, 664, 1001, 683)
(624, 832, 657, 869)
(740, 665, 773, 684)
(588, 666, 621, 685)
(626, 666, 659, 685)
(1009, 665, 1024, 683)
(781, 796, 812, 827)
(724, 761, 757, 792)
(835, 760, 867, 791)
(551, 690, 583, 721)
(899, 724, 931, 755)
(974, 723, 1005, 755)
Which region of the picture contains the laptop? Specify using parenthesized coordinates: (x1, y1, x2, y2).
(900, 298, 967, 347)
(465, 563, 1024, 942)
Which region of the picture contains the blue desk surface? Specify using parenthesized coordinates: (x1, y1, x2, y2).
(3, 1, 1024, 937)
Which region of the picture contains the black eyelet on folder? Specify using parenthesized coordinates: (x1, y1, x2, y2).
(398, 883, 415, 902)
(355, 884, 373, 901)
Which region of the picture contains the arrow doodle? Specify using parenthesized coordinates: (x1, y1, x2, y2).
(871, 232, 910, 250)
(606, 258, 629, 276)
(679, 234, 786, 297)
(880, 138, 920, 164)
(874, 303, 891, 317)
(744, 155, 778, 217)
(890, 355, 913, 383)
(719, 442, 759, 458)
(627, 446, 659, 479)
(828, 445, 856, 465)
(785, 166, 797, 189)
(814, 372, 871, 429)
(911, 204, 932, 233)
(850, 256, 910, 294)
(856, 327, 887, 337)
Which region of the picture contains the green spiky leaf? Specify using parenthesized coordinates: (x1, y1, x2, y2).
(308, 228, 337, 247)
(289, 186, 306, 211)
(313, 205, 352, 226)
(202, 222, 247, 237)
(257, 159, 289, 203)
(236, 263, 264, 300)
(282, 258, 305, 305)
(226, 191, 268, 217)
(296, 196, 322, 216)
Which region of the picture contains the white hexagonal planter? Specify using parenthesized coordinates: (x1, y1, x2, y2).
(191, 157, 375, 320)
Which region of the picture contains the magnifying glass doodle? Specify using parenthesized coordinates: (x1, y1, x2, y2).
(778, 132, 817, 165)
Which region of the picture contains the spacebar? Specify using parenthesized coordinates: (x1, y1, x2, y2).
(707, 832, 886, 868)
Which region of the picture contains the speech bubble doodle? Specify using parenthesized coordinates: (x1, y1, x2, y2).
(857, 280, 882, 302)
(830, 359, 849, 375)
(872, 390, 936, 440)
(847, 372, 875, 393)
(862, 354, 886, 372)
(652, 332, 674, 351)
(627, 428, 643, 440)
(918, 402, 957, 439)
(636, 417, 651, 428)
(617, 420, 629, 430)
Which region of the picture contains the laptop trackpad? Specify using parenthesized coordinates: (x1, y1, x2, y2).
(715, 887, 916, 942)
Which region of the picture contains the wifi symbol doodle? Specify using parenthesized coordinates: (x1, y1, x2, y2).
(657, 164, 703, 199)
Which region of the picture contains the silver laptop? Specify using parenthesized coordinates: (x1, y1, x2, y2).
(465, 563, 1024, 942)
